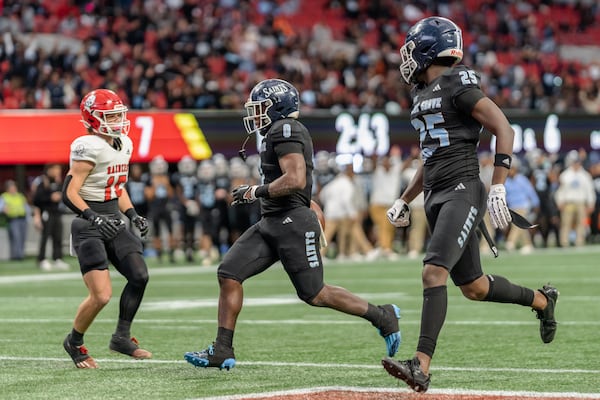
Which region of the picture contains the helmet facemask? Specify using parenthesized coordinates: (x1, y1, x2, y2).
(90, 106, 130, 138)
(243, 98, 273, 135)
(399, 40, 419, 84)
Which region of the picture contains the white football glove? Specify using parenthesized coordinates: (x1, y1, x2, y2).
(487, 184, 512, 230)
(387, 199, 411, 227)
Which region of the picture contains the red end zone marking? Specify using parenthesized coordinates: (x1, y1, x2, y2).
(222, 388, 600, 400)
(248, 391, 600, 400)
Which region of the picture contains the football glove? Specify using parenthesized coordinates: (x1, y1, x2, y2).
(125, 208, 149, 238)
(487, 184, 512, 230)
(132, 215, 149, 238)
(83, 209, 124, 240)
(231, 184, 258, 206)
(387, 199, 411, 227)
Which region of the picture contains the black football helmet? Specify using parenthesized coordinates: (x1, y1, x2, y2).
(399, 16, 463, 84)
(243, 79, 300, 135)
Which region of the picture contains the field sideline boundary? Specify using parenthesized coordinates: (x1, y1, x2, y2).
(190, 386, 600, 400)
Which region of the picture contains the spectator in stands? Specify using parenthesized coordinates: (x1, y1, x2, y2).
(402, 158, 427, 260)
(32, 163, 69, 271)
(347, 161, 378, 260)
(527, 149, 561, 247)
(554, 150, 596, 247)
(319, 161, 355, 260)
(0, 180, 29, 261)
(369, 151, 403, 260)
(1, 1, 599, 114)
(478, 151, 496, 253)
(589, 156, 600, 243)
(504, 156, 540, 254)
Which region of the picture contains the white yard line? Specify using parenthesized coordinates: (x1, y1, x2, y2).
(0, 355, 599, 375)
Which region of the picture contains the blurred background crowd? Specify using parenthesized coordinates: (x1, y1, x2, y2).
(0, 0, 599, 113)
(1, 0, 600, 268)
(2, 148, 599, 270)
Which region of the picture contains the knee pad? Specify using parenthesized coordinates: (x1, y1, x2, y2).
(78, 238, 108, 269)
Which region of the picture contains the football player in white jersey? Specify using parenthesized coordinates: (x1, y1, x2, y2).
(61, 89, 152, 368)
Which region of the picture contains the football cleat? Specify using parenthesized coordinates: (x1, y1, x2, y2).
(376, 304, 402, 357)
(535, 284, 559, 344)
(109, 335, 152, 359)
(382, 356, 430, 393)
(184, 343, 236, 370)
(63, 334, 98, 369)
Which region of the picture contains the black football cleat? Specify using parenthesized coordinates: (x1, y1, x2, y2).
(109, 335, 152, 359)
(382, 356, 430, 393)
(535, 284, 559, 344)
(63, 334, 98, 369)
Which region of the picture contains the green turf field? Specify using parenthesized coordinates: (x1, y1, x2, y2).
(0, 246, 599, 400)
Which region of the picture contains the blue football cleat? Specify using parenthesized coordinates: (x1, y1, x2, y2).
(184, 343, 236, 370)
(377, 304, 401, 357)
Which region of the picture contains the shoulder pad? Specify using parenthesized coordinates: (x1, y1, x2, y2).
(70, 135, 105, 162)
(269, 119, 306, 143)
(441, 65, 482, 97)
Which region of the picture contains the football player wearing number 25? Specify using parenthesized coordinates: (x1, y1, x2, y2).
(61, 89, 152, 368)
(382, 17, 559, 392)
(184, 79, 401, 371)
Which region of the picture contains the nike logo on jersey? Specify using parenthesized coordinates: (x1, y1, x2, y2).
(454, 182, 466, 191)
(282, 217, 293, 224)
(411, 97, 442, 114)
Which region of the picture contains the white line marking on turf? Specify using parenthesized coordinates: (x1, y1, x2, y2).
(188, 386, 600, 400)
(1, 356, 599, 376)
(1, 317, 599, 326)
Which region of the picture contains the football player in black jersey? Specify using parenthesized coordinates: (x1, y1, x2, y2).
(382, 17, 559, 392)
(184, 79, 401, 370)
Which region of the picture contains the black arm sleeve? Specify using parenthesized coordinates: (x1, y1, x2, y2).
(62, 174, 85, 216)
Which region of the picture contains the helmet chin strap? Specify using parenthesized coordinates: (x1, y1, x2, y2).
(238, 134, 252, 161)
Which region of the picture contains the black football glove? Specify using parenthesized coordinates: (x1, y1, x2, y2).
(231, 184, 258, 206)
(82, 209, 124, 240)
(132, 215, 149, 238)
(125, 208, 149, 238)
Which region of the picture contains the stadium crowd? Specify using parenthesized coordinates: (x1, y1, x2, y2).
(0, 0, 599, 113)
(1, 0, 600, 266)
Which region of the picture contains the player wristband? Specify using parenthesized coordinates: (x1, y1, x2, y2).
(255, 184, 270, 198)
(81, 208, 97, 221)
(494, 153, 512, 169)
(124, 208, 138, 220)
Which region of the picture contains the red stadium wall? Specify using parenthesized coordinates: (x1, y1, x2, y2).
(1, 110, 599, 166)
